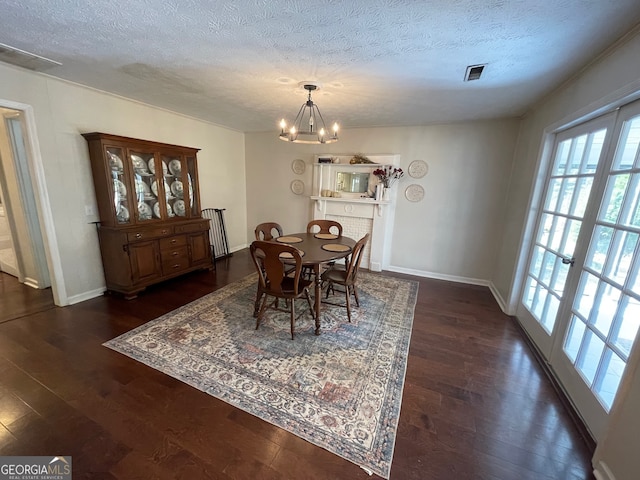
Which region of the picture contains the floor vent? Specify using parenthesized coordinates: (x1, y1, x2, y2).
(0, 43, 61, 72)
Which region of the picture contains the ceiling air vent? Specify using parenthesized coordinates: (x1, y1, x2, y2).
(0, 43, 61, 72)
(464, 64, 486, 81)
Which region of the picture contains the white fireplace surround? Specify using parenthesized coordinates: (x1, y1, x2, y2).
(311, 154, 400, 271)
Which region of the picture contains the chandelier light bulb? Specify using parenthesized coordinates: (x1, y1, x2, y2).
(280, 119, 287, 130)
(333, 122, 339, 133)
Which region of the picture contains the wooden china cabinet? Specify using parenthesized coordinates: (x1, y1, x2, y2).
(83, 132, 213, 299)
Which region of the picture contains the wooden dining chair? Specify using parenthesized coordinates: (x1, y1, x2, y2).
(250, 240, 315, 340)
(321, 233, 370, 322)
(254, 222, 284, 241)
(304, 219, 344, 279)
(306, 219, 343, 236)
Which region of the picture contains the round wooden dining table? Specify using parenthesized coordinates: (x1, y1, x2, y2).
(274, 232, 356, 335)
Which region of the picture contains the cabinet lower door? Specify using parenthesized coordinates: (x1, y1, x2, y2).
(129, 241, 161, 283)
(189, 231, 211, 266)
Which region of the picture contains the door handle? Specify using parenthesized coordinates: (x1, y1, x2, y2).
(561, 256, 575, 266)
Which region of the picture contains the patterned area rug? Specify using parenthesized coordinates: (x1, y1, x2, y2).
(104, 272, 418, 478)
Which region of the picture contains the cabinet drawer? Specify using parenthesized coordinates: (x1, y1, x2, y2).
(175, 221, 208, 233)
(127, 227, 173, 242)
(159, 235, 187, 250)
(161, 246, 189, 274)
(161, 245, 188, 262)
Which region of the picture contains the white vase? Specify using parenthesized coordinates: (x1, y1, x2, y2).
(382, 187, 390, 201)
(375, 184, 383, 201)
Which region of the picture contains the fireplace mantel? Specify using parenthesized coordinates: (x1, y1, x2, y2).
(311, 154, 400, 271)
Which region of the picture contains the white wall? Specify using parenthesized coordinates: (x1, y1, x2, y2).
(0, 62, 247, 304)
(493, 28, 640, 480)
(246, 119, 520, 283)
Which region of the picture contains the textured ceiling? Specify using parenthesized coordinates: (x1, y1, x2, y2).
(2, 0, 640, 133)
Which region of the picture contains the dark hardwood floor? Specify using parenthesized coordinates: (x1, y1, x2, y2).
(0, 252, 595, 479)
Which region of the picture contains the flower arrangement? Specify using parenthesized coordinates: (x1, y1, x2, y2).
(372, 166, 404, 188)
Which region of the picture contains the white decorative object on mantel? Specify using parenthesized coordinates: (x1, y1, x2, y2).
(310, 154, 400, 271)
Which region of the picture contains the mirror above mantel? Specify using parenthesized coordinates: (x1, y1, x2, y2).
(336, 172, 370, 194)
(311, 154, 401, 203)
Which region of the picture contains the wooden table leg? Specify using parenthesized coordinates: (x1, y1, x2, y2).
(314, 263, 321, 335)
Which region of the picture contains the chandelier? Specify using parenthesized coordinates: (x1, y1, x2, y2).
(279, 82, 339, 144)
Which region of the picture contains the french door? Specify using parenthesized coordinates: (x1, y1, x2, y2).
(517, 99, 640, 440)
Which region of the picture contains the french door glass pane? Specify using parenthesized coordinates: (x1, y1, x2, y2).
(631, 252, 640, 295)
(576, 329, 605, 384)
(612, 117, 640, 170)
(603, 230, 638, 286)
(611, 296, 640, 358)
(562, 112, 640, 412)
(572, 177, 594, 217)
(600, 174, 630, 222)
(585, 226, 614, 273)
(523, 128, 607, 333)
(574, 271, 599, 319)
(620, 174, 640, 227)
(591, 281, 620, 336)
(565, 316, 587, 362)
(593, 349, 625, 410)
(585, 130, 607, 173)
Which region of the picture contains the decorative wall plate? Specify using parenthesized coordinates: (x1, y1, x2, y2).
(405, 184, 425, 202)
(292, 158, 306, 175)
(408, 160, 428, 178)
(291, 179, 305, 195)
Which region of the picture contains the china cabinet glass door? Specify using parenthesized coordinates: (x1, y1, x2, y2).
(107, 146, 131, 225)
(129, 149, 162, 223)
(186, 155, 199, 217)
(161, 154, 186, 218)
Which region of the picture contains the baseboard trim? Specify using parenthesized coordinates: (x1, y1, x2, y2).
(511, 316, 597, 454)
(385, 266, 514, 314)
(23, 277, 41, 289)
(66, 287, 106, 306)
(593, 461, 616, 480)
(488, 281, 514, 314)
(385, 265, 490, 286)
